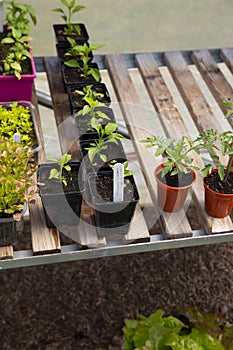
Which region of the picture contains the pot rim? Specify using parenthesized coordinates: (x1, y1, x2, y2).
(203, 168, 233, 198)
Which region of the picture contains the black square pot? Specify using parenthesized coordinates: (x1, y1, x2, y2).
(67, 82, 111, 113)
(37, 162, 85, 228)
(53, 23, 89, 44)
(75, 107, 116, 141)
(62, 62, 101, 89)
(86, 171, 139, 237)
(0, 203, 27, 246)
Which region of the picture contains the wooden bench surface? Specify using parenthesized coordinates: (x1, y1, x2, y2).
(1, 48, 233, 268)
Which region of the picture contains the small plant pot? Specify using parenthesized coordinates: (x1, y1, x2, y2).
(53, 23, 89, 44)
(75, 107, 116, 140)
(37, 162, 85, 228)
(203, 169, 233, 218)
(56, 42, 93, 64)
(80, 138, 127, 174)
(67, 82, 111, 113)
(62, 62, 101, 88)
(0, 203, 27, 246)
(154, 164, 196, 212)
(86, 171, 139, 237)
(0, 52, 36, 102)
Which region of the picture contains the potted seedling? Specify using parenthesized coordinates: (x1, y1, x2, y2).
(0, 0, 37, 101)
(0, 138, 36, 246)
(79, 119, 126, 173)
(37, 153, 85, 228)
(67, 82, 111, 114)
(195, 128, 233, 218)
(62, 41, 103, 86)
(141, 135, 199, 212)
(86, 161, 140, 237)
(74, 93, 115, 140)
(52, 0, 88, 44)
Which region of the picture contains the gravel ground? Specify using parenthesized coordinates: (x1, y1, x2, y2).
(0, 236, 233, 349)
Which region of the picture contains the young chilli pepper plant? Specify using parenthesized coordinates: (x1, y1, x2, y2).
(52, 0, 85, 36)
(85, 120, 124, 163)
(48, 153, 72, 186)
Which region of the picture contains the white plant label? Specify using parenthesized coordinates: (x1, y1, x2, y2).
(13, 132, 20, 143)
(113, 163, 124, 202)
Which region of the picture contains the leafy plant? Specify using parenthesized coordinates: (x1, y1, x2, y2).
(73, 84, 105, 103)
(85, 120, 124, 163)
(194, 129, 233, 183)
(75, 92, 110, 122)
(123, 309, 225, 350)
(3, 0, 37, 37)
(109, 160, 133, 178)
(64, 38, 103, 82)
(52, 0, 85, 36)
(48, 153, 72, 186)
(141, 135, 199, 177)
(0, 102, 35, 147)
(0, 139, 36, 214)
(1, 1, 36, 79)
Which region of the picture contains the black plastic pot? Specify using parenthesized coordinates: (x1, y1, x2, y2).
(79, 138, 127, 174)
(0, 203, 27, 246)
(67, 82, 111, 113)
(53, 23, 89, 44)
(62, 62, 101, 89)
(74, 107, 116, 141)
(37, 162, 85, 228)
(86, 171, 139, 237)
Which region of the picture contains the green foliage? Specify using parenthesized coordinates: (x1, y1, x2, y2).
(194, 129, 233, 182)
(0, 139, 36, 214)
(48, 153, 72, 186)
(1, 1, 36, 79)
(141, 135, 199, 177)
(3, 0, 37, 36)
(0, 102, 34, 147)
(74, 84, 105, 103)
(75, 92, 109, 122)
(85, 120, 124, 164)
(109, 160, 133, 178)
(52, 0, 85, 35)
(123, 309, 225, 350)
(64, 39, 103, 81)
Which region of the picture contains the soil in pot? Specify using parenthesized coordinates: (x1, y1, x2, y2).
(38, 162, 85, 228)
(53, 23, 89, 44)
(204, 172, 233, 194)
(87, 172, 139, 237)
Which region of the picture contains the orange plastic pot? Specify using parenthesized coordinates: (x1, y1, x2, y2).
(203, 169, 233, 218)
(154, 164, 196, 212)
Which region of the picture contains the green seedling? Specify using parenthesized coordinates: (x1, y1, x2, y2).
(49, 153, 72, 186)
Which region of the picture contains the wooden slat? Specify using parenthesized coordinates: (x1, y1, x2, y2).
(105, 53, 193, 239)
(29, 194, 61, 255)
(191, 49, 233, 126)
(164, 51, 223, 134)
(135, 52, 233, 235)
(44, 57, 79, 160)
(221, 48, 233, 74)
(0, 246, 13, 260)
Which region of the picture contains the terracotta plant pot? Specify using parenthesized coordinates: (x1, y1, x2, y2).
(203, 169, 233, 218)
(154, 164, 196, 212)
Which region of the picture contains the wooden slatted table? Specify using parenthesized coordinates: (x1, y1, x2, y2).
(1, 48, 233, 270)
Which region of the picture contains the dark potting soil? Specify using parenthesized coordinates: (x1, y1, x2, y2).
(204, 172, 233, 194)
(157, 170, 194, 188)
(63, 66, 98, 85)
(54, 26, 88, 43)
(39, 166, 81, 194)
(90, 174, 136, 203)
